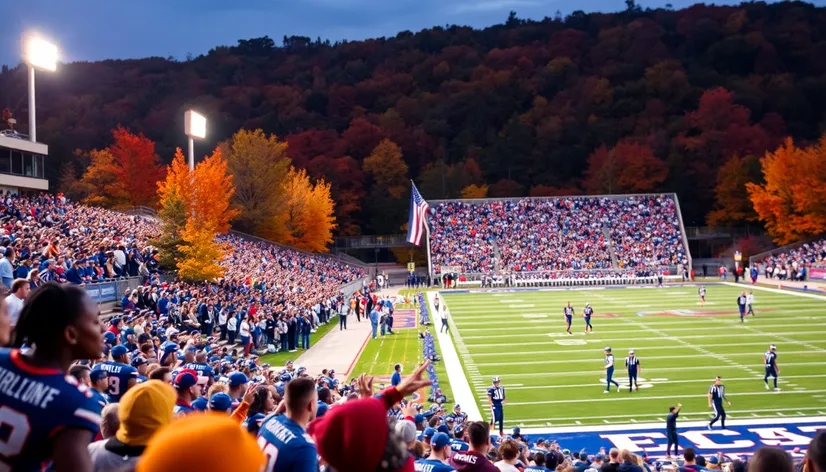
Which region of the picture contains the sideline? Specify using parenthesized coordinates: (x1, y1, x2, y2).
(520, 415, 826, 435)
(723, 281, 826, 301)
(428, 291, 481, 421)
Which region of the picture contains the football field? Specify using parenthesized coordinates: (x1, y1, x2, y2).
(439, 283, 826, 429)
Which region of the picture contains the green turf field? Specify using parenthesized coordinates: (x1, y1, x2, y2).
(350, 292, 455, 407)
(441, 283, 826, 429)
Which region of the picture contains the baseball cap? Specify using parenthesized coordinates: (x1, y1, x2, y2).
(394, 420, 417, 443)
(90, 368, 108, 383)
(595, 453, 606, 462)
(103, 332, 116, 344)
(431, 432, 450, 449)
(423, 427, 436, 439)
(229, 372, 249, 387)
(192, 397, 208, 411)
(209, 393, 233, 413)
(437, 424, 449, 434)
(131, 356, 148, 367)
(174, 369, 198, 390)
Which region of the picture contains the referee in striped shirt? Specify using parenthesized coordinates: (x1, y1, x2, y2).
(708, 376, 731, 430)
(625, 350, 641, 392)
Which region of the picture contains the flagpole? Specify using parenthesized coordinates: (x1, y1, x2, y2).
(425, 215, 433, 282)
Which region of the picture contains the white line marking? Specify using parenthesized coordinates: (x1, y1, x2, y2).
(473, 350, 814, 367)
(513, 408, 826, 424)
(516, 416, 826, 435)
(487, 362, 823, 378)
(508, 389, 826, 406)
(470, 374, 826, 390)
(469, 340, 826, 357)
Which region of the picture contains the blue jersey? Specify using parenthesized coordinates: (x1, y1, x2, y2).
(0, 349, 102, 471)
(257, 414, 318, 472)
(765, 351, 778, 369)
(487, 386, 505, 405)
(90, 388, 108, 409)
(525, 467, 552, 472)
(447, 412, 468, 424)
(173, 401, 196, 416)
(184, 362, 215, 383)
(449, 439, 470, 451)
(96, 361, 138, 402)
(391, 371, 402, 387)
(415, 458, 457, 471)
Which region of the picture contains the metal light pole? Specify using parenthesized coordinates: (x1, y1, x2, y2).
(23, 35, 58, 143)
(184, 110, 206, 170)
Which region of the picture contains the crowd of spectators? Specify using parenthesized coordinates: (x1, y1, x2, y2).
(429, 195, 687, 276)
(758, 238, 826, 281)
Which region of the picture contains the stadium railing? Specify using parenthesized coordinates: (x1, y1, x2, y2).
(451, 268, 681, 288)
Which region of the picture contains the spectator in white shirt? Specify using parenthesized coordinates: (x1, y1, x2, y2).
(5, 278, 30, 331)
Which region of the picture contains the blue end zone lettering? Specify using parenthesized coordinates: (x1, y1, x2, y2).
(529, 418, 826, 459)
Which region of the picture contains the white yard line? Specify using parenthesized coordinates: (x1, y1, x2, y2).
(458, 322, 826, 333)
(723, 281, 826, 300)
(473, 350, 816, 367)
(472, 374, 826, 391)
(508, 389, 826, 406)
(428, 292, 481, 420)
(465, 331, 823, 347)
(469, 340, 826, 357)
(459, 323, 826, 339)
(514, 408, 826, 424)
(518, 416, 826, 435)
(487, 362, 825, 378)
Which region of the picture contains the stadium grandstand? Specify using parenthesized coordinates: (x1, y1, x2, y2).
(428, 194, 691, 287)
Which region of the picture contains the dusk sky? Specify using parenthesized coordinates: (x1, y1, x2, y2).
(2, 0, 820, 67)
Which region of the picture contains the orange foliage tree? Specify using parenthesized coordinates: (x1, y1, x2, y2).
(77, 149, 127, 208)
(279, 168, 336, 252)
(707, 154, 761, 227)
(108, 126, 166, 207)
(156, 147, 238, 280)
(747, 136, 826, 245)
(583, 139, 667, 194)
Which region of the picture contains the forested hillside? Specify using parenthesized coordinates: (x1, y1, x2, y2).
(1, 1, 825, 234)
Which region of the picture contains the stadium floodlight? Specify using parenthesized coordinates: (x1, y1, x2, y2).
(184, 110, 207, 170)
(22, 34, 59, 143)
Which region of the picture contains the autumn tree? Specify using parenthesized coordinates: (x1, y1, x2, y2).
(220, 129, 292, 235)
(461, 184, 488, 199)
(707, 154, 762, 227)
(57, 162, 84, 201)
(278, 168, 336, 252)
(363, 139, 409, 234)
(154, 149, 192, 268)
(108, 126, 166, 207)
(583, 139, 667, 194)
(77, 149, 127, 208)
(747, 136, 826, 245)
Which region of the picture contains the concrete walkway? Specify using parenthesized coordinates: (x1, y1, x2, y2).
(295, 286, 403, 378)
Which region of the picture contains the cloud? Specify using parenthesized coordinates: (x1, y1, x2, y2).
(448, 0, 549, 14)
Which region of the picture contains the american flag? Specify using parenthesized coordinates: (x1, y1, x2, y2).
(406, 182, 429, 246)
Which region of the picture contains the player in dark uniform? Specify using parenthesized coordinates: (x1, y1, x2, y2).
(665, 403, 682, 459)
(582, 302, 594, 334)
(2, 283, 104, 471)
(625, 349, 641, 392)
(737, 291, 747, 323)
(764, 344, 780, 391)
(97, 344, 138, 402)
(708, 376, 731, 430)
(487, 376, 506, 436)
(564, 303, 574, 335)
(604, 347, 620, 393)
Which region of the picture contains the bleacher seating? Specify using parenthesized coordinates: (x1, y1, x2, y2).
(429, 194, 688, 277)
(759, 238, 826, 281)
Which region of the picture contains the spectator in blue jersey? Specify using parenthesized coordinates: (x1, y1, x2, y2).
(0, 246, 15, 289)
(209, 392, 234, 413)
(173, 369, 200, 415)
(392, 363, 403, 387)
(257, 377, 319, 471)
(369, 307, 380, 339)
(70, 364, 109, 409)
(418, 432, 456, 471)
(524, 452, 552, 472)
(5, 283, 105, 472)
(98, 344, 139, 402)
(137, 414, 265, 472)
(88, 379, 176, 471)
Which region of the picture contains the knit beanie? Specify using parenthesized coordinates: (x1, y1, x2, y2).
(307, 393, 414, 472)
(136, 413, 265, 472)
(116, 380, 176, 446)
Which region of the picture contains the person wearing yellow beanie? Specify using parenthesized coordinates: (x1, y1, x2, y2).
(88, 379, 176, 471)
(137, 413, 265, 472)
